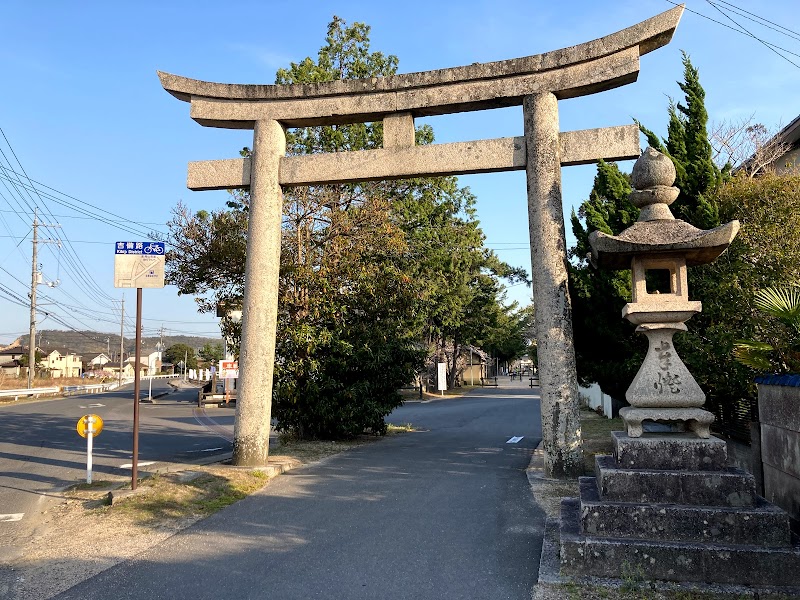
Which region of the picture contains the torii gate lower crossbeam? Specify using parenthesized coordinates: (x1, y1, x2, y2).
(159, 5, 684, 478)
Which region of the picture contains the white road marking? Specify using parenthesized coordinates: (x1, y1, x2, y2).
(119, 461, 156, 469)
(0, 513, 24, 522)
(89, 403, 105, 408)
(186, 447, 224, 453)
(506, 436, 524, 444)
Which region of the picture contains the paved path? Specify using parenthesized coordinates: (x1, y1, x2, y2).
(55, 379, 544, 599)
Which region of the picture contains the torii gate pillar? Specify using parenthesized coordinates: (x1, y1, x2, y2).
(524, 93, 581, 476)
(234, 119, 285, 465)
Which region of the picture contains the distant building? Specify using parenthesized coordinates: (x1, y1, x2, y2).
(749, 115, 800, 175)
(41, 349, 82, 378)
(0, 348, 24, 377)
(143, 350, 162, 375)
(88, 353, 112, 368)
(124, 357, 149, 378)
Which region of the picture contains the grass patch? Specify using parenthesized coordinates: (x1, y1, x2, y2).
(580, 407, 624, 474)
(69, 480, 118, 491)
(80, 467, 273, 526)
(273, 436, 378, 464)
(398, 387, 423, 400)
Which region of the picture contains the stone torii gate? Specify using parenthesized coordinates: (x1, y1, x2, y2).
(159, 5, 684, 476)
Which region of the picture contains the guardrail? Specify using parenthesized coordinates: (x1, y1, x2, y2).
(0, 374, 184, 402)
(0, 386, 60, 401)
(62, 383, 120, 396)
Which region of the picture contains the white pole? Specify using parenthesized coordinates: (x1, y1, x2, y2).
(148, 376, 152, 401)
(86, 416, 94, 484)
(470, 349, 474, 386)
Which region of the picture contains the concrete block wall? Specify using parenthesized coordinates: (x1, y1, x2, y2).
(756, 376, 800, 533)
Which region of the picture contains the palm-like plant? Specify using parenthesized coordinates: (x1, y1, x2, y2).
(734, 286, 800, 373)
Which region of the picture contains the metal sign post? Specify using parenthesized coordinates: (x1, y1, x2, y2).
(114, 241, 165, 490)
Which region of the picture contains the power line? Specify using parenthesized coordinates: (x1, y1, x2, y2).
(704, 0, 800, 69)
(0, 166, 165, 238)
(0, 233, 163, 246)
(0, 131, 121, 305)
(662, 0, 800, 67)
(0, 208, 166, 227)
(711, 0, 800, 42)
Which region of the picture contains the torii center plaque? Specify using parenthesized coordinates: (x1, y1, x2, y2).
(159, 5, 684, 474)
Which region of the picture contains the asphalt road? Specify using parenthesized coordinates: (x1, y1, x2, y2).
(0, 381, 235, 561)
(54, 381, 545, 600)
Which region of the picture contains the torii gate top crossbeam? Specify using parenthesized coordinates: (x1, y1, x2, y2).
(158, 5, 683, 129)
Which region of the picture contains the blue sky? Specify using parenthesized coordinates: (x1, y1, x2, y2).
(1, 0, 799, 346)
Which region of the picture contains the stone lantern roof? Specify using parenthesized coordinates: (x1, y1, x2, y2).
(588, 147, 739, 270)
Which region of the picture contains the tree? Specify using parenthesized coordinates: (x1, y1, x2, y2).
(734, 286, 800, 374)
(164, 344, 198, 371)
(569, 161, 643, 400)
(636, 52, 723, 230)
(709, 117, 791, 177)
(481, 303, 535, 366)
(18, 349, 45, 371)
(678, 172, 800, 420)
(198, 342, 224, 364)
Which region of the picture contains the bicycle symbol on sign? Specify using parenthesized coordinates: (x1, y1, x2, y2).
(143, 243, 165, 255)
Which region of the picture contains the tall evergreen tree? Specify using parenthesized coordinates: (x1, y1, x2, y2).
(569, 161, 642, 400)
(636, 52, 723, 229)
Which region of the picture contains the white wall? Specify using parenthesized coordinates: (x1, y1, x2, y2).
(578, 383, 612, 419)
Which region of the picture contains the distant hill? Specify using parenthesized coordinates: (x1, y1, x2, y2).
(5, 330, 222, 360)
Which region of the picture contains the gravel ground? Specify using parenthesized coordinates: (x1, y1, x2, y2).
(5, 483, 198, 600)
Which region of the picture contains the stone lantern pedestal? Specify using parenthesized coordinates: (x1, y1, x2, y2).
(557, 148, 800, 591)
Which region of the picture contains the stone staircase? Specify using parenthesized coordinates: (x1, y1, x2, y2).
(559, 431, 800, 588)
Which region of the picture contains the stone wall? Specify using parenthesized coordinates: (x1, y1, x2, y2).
(756, 376, 800, 533)
(725, 436, 754, 472)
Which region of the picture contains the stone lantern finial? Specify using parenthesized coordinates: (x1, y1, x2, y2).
(629, 147, 679, 221)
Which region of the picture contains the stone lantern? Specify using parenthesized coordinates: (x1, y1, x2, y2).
(558, 149, 800, 589)
(589, 147, 739, 438)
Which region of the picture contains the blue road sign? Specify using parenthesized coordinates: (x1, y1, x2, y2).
(115, 242, 166, 255)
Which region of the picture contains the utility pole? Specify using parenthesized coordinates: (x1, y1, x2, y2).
(118, 296, 125, 387)
(28, 210, 38, 389)
(27, 210, 60, 389)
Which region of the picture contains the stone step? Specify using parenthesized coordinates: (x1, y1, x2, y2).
(612, 431, 728, 471)
(578, 477, 791, 547)
(560, 498, 800, 588)
(595, 455, 756, 506)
